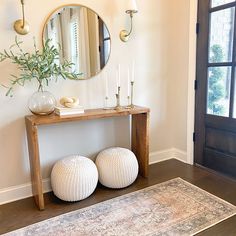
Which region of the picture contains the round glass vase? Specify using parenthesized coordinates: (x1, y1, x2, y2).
(28, 90, 56, 116)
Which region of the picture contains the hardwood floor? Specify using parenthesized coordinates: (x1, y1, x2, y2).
(1, 159, 236, 235)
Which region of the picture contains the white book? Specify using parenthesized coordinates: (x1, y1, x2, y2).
(55, 110, 85, 117)
(55, 105, 84, 113)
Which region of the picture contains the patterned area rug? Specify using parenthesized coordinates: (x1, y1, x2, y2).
(4, 178, 236, 236)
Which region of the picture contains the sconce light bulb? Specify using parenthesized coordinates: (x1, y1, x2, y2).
(126, 0, 138, 13)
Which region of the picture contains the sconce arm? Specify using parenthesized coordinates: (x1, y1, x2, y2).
(120, 11, 136, 42)
(126, 12, 134, 37)
(21, 1, 25, 27)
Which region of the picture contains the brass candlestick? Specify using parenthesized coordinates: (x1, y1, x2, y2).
(127, 95, 131, 107)
(127, 81, 135, 109)
(115, 86, 122, 110)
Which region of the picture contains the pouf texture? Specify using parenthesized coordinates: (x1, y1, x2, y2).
(95, 147, 139, 188)
(51, 155, 98, 202)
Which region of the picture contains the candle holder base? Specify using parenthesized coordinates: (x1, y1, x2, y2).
(115, 105, 123, 110)
(103, 107, 112, 110)
(126, 104, 135, 109)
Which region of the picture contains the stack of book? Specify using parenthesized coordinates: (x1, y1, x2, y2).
(55, 105, 84, 117)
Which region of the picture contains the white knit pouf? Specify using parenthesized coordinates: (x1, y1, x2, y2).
(51, 155, 98, 202)
(95, 147, 139, 189)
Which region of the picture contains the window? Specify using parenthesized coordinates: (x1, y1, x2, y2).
(206, 3, 235, 117)
(70, 18, 79, 72)
(98, 18, 111, 69)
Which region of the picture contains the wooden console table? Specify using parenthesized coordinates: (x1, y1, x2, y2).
(25, 106, 150, 210)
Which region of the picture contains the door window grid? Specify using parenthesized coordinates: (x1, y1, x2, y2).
(207, 3, 236, 118)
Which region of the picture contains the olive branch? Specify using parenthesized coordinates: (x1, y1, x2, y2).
(0, 37, 82, 97)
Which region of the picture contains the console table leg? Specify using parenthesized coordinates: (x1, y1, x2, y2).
(25, 119, 45, 210)
(131, 112, 150, 178)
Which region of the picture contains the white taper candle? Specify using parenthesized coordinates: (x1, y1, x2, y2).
(131, 61, 135, 82)
(105, 72, 108, 98)
(118, 64, 121, 86)
(128, 68, 130, 97)
(116, 71, 119, 93)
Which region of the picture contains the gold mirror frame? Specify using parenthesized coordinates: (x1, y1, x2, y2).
(42, 4, 112, 80)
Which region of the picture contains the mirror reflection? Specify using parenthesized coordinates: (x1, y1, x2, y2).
(43, 5, 111, 80)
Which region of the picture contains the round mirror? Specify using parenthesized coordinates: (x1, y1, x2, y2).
(43, 5, 111, 80)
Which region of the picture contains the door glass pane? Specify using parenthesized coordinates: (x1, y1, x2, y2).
(212, 0, 235, 7)
(232, 70, 236, 117)
(207, 67, 231, 117)
(209, 7, 235, 63)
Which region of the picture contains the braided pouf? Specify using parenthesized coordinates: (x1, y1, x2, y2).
(51, 155, 98, 202)
(95, 147, 139, 189)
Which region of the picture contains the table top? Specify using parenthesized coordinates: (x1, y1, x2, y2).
(25, 105, 150, 126)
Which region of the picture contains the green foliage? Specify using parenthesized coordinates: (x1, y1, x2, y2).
(208, 44, 225, 115)
(210, 44, 224, 63)
(0, 37, 82, 96)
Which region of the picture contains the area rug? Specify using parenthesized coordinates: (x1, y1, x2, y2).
(4, 178, 236, 236)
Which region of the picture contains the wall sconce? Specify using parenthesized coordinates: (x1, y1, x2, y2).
(14, 0, 30, 35)
(120, 0, 138, 42)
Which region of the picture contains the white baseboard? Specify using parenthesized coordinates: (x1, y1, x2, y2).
(173, 149, 188, 163)
(149, 148, 187, 164)
(0, 178, 51, 206)
(149, 149, 174, 164)
(0, 148, 187, 205)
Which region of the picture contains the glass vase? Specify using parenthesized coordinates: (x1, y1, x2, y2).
(28, 91, 56, 116)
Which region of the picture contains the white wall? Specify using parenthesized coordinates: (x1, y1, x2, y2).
(0, 0, 194, 203)
(169, 0, 191, 151)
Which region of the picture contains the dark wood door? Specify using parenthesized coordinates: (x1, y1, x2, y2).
(195, 0, 236, 178)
